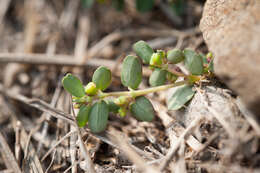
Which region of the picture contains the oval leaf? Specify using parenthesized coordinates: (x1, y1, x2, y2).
(121, 55, 142, 89)
(136, 0, 154, 12)
(92, 66, 112, 91)
(77, 105, 91, 127)
(167, 85, 195, 110)
(149, 68, 167, 87)
(133, 40, 153, 64)
(88, 100, 109, 133)
(183, 49, 204, 75)
(130, 96, 155, 122)
(62, 74, 85, 97)
(167, 49, 184, 64)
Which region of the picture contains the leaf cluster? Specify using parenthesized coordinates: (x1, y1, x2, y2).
(62, 40, 214, 133)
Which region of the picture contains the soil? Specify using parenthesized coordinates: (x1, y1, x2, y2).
(0, 0, 259, 173)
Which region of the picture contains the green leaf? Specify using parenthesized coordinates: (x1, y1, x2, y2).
(88, 100, 109, 133)
(130, 96, 155, 122)
(112, 0, 124, 11)
(62, 74, 85, 97)
(77, 105, 91, 127)
(167, 85, 195, 110)
(136, 0, 154, 12)
(106, 100, 120, 113)
(133, 40, 154, 64)
(81, 0, 94, 8)
(92, 66, 112, 91)
(149, 68, 167, 87)
(121, 55, 142, 89)
(167, 49, 185, 64)
(183, 49, 204, 75)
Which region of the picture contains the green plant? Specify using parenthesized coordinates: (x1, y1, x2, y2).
(62, 40, 214, 133)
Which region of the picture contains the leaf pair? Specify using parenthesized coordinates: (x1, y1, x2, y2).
(62, 66, 112, 97)
(78, 96, 155, 132)
(62, 70, 111, 133)
(76, 101, 109, 133)
(167, 48, 204, 75)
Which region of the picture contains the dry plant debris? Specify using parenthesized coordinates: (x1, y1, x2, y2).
(0, 0, 259, 173)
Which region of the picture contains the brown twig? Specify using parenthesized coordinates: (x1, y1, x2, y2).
(151, 99, 203, 152)
(20, 126, 44, 173)
(70, 96, 96, 173)
(87, 130, 154, 160)
(159, 114, 205, 171)
(236, 98, 260, 136)
(109, 128, 160, 173)
(0, 53, 152, 77)
(41, 130, 77, 162)
(37, 84, 62, 154)
(15, 121, 22, 163)
(44, 149, 57, 173)
(0, 83, 76, 125)
(0, 132, 22, 173)
(196, 88, 238, 138)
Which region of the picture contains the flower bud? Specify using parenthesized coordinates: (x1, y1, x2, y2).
(118, 107, 127, 117)
(150, 53, 163, 67)
(85, 82, 98, 96)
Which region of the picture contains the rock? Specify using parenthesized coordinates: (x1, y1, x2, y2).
(200, 0, 260, 116)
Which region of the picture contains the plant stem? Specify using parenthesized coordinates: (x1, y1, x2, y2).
(99, 80, 188, 98)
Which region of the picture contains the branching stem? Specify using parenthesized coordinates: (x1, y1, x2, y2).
(99, 80, 188, 98)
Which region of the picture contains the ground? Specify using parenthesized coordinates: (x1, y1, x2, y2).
(0, 0, 259, 173)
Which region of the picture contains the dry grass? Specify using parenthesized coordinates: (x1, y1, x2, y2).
(0, 0, 259, 173)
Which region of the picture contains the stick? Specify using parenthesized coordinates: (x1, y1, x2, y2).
(70, 96, 96, 173)
(236, 98, 260, 136)
(0, 83, 76, 125)
(0, 132, 22, 173)
(0, 53, 152, 77)
(109, 128, 160, 173)
(41, 130, 77, 162)
(151, 99, 203, 152)
(159, 115, 205, 171)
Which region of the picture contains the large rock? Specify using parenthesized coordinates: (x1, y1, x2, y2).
(200, 0, 260, 116)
